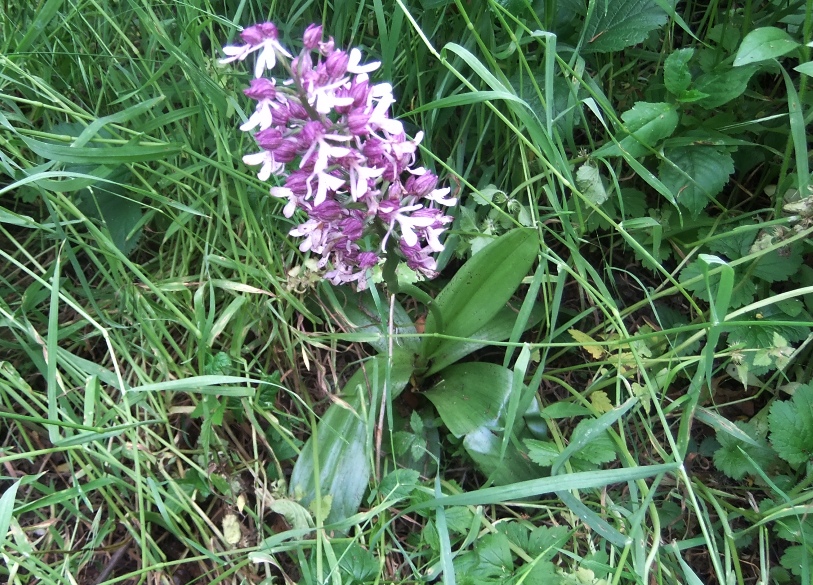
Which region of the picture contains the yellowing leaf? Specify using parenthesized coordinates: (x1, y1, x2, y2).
(222, 513, 242, 545)
(591, 391, 614, 413)
(569, 329, 605, 359)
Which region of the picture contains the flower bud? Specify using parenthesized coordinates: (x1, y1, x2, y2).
(325, 50, 349, 78)
(302, 24, 323, 50)
(243, 78, 276, 101)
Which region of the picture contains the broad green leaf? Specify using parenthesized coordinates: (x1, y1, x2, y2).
(583, 0, 668, 53)
(734, 27, 800, 67)
(795, 61, 813, 76)
(679, 262, 755, 309)
(751, 244, 804, 283)
(424, 303, 545, 377)
(424, 362, 512, 438)
(664, 48, 695, 95)
(595, 102, 678, 158)
(768, 384, 813, 467)
(659, 145, 734, 217)
(421, 228, 538, 362)
(336, 542, 379, 583)
(569, 419, 618, 465)
(694, 65, 758, 108)
(289, 351, 414, 524)
(575, 162, 608, 205)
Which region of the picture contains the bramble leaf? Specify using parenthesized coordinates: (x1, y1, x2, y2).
(659, 146, 735, 218)
(768, 384, 813, 467)
(734, 27, 800, 67)
(583, 0, 668, 53)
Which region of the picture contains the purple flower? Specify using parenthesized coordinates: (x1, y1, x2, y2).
(222, 21, 457, 290)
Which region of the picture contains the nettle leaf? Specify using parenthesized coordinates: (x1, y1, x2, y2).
(712, 421, 777, 480)
(659, 146, 735, 218)
(596, 102, 678, 158)
(583, 0, 668, 53)
(768, 384, 813, 467)
(679, 261, 755, 309)
(664, 48, 695, 95)
(694, 65, 758, 109)
(734, 27, 800, 67)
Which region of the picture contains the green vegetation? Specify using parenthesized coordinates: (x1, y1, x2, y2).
(2, 0, 813, 583)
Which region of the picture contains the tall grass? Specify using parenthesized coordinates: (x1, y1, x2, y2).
(2, 0, 812, 584)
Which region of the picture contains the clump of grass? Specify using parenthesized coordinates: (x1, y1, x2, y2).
(2, 0, 813, 584)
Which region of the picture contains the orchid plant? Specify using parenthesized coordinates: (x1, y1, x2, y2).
(220, 22, 456, 290)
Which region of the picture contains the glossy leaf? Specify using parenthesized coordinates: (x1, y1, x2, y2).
(464, 427, 540, 484)
(424, 362, 513, 438)
(424, 303, 545, 377)
(289, 350, 414, 524)
(421, 228, 538, 362)
(734, 27, 800, 67)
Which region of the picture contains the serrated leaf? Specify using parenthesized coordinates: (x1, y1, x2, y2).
(596, 102, 679, 158)
(694, 65, 758, 108)
(590, 391, 614, 414)
(751, 245, 803, 283)
(576, 162, 609, 205)
(707, 227, 758, 260)
(527, 525, 571, 558)
(780, 546, 810, 577)
(712, 421, 776, 480)
(679, 262, 755, 309)
(377, 468, 420, 502)
(734, 27, 800, 67)
(475, 533, 514, 578)
(659, 146, 734, 218)
(525, 439, 560, 467)
(664, 48, 695, 95)
(569, 329, 605, 359)
(769, 384, 813, 467)
(336, 542, 379, 583)
(570, 419, 618, 465)
(583, 0, 668, 53)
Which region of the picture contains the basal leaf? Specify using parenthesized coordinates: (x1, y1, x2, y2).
(583, 0, 668, 53)
(462, 427, 539, 484)
(694, 65, 758, 109)
(664, 48, 695, 95)
(768, 384, 813, 467)
(421, 228, 538, 362)
(289, 351, 414, 524)
(424, 362, 512, 438)
(659, 145, 734, 217)
(734, 27, 800, 67)
(595, 102, 678, 158)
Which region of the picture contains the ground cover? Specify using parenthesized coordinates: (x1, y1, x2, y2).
(2, 0, 813, 583)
